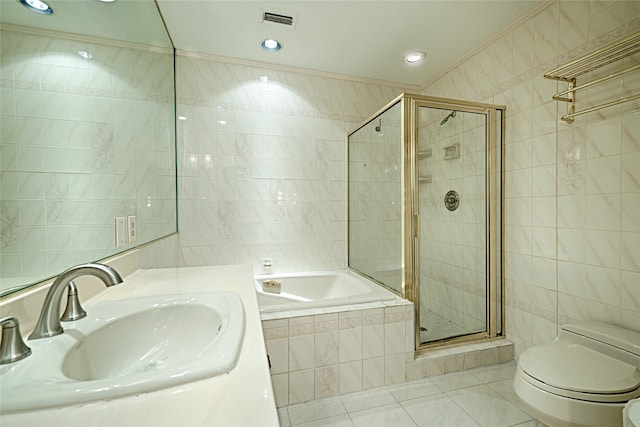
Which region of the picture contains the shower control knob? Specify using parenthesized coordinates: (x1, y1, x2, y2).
(444, 190, 460, 211)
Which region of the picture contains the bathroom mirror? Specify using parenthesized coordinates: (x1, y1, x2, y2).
(0, 0, 177, 296)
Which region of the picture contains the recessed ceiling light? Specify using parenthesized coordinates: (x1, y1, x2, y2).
(260, 75, 269, 83)
(78, 51, 93, 59)
(18, 0, 54, 15)
(261, 39, 282, 52)
(404, 51, 426, 64)
(98, 0, 117, 2)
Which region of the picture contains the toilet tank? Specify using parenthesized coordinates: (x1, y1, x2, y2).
(560, 321, 640, 367)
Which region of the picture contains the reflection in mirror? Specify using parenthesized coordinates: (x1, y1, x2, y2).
(0, 0, 177, 297)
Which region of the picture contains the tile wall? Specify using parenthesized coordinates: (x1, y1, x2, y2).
(421, 0, 640, 355)
(160, 53, 410, 273)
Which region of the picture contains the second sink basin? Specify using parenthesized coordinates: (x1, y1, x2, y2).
(0, 292, 245, 414)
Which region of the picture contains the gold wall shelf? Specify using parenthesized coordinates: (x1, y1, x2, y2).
(544, 31, 640, 123)
(418, 148, 432, 159)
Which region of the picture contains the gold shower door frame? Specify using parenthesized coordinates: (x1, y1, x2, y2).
(346, 92, 505, 352)
(404, 94, 505, 352)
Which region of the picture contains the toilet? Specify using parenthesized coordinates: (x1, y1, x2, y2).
(514, 321, 640, 427)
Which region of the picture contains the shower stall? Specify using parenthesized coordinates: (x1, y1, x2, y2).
(347, 93, 504, 350)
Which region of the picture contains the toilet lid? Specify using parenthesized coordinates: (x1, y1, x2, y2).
(520, 343, 640, 394)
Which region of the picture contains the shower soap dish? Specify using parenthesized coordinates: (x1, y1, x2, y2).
(443, 143, 460, 160)
(262, 279, 281, 294)
(418, 148, 432, 159)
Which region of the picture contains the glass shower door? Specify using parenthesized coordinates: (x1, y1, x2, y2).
(347, 101, 403, 294)
(415, 104, 489, 344)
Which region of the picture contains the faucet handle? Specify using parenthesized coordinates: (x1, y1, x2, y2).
(61, 281, 87, 322)
(0, 316, 32, 365)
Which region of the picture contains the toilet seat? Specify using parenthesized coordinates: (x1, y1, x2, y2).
(519, 342, 640, 403)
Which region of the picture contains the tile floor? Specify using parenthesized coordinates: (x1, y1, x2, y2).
(278, 361, 537, 427)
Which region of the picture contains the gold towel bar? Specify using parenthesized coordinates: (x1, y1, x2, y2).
(545, 32, 640, 80)
(545, 31, 640, 123)
(561, 94, 640, 121)
(553, 63, 640, 99)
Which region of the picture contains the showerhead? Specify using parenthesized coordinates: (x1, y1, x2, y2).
(439, 111, 457, 126)
(375, 119, 382, 132)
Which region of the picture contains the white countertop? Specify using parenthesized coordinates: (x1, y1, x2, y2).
(0, 265, 279, 427)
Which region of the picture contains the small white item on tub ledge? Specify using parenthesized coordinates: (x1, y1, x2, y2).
(262, 259, 273, 274)
(262, 279, 281, 294)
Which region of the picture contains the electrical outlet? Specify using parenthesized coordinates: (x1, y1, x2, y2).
(115, 217, 126, 247)
(127, 215, 137, 243)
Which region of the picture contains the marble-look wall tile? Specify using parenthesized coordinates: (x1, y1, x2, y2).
(384, 322, 405, 356)
(362, 357, 385, 389)
(339, 361, 363, 394)
(289, 369, 315, 404)
(315, 331, 339, 367)
(339, 327, 363, 363)
(266, 338, 289, 374)
(264, 301, 415, 406)
(362, 324, 384, 359)
(289, 334, 315, 372)
(384, 353, 406, 384)
(422, 0, 640, 357)
(314, 365, 338, 399)
(162, 54, 407, 273)
(621, 271, 640, 312)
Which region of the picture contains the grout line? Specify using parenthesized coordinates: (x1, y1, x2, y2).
(286, 361, 522, 426)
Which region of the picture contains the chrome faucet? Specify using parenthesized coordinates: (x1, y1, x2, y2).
(29, 263, 123, 340)
(0, 317, 31, 365)
(60, 281, 87, 322)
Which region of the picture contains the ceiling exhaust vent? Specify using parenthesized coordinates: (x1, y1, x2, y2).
(262, 12, 294, 26)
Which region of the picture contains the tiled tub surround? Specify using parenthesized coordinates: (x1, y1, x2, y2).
(263, 300, 414, 407)
(0, 264, 279, 427)
(261, 299, 513, 407)
(421, 0, 640, 356)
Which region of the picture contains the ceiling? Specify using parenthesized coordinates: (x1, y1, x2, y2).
(0, 0, 545, 87)
(155, 0, 545, 87)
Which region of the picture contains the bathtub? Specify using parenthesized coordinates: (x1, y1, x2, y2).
(254, 270, 399, 313)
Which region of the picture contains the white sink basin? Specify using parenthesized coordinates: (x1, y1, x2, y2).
(0, 292, 245, 414)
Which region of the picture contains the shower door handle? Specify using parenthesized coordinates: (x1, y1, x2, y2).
(414, 214, 420, 237)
